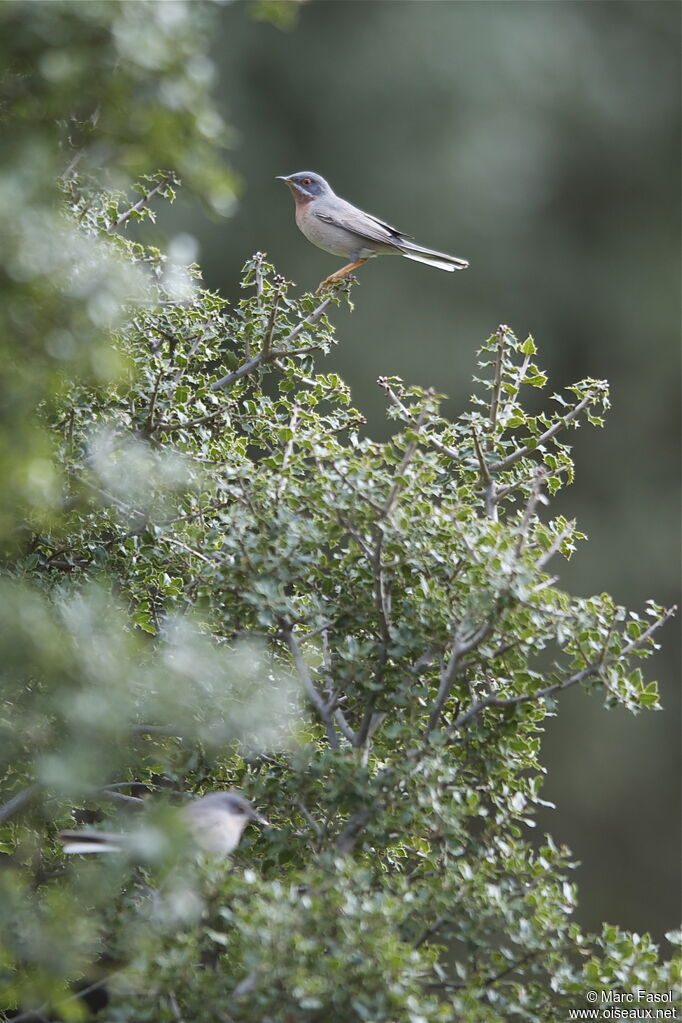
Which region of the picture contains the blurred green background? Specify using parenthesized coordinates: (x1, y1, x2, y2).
(153, 1, 680, 940)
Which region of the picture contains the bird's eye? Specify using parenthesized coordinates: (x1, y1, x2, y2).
(302, 177, 312, 186)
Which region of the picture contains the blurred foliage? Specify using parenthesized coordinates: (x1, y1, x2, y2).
(0, 2, 679, 1020)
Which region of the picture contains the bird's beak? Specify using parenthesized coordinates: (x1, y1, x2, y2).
(276, 175, 307, 199)
(252, 809, 270, 827)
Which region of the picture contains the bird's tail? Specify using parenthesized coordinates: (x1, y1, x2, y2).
(58, 829, 125, 854)
(399, 241, 469, 272)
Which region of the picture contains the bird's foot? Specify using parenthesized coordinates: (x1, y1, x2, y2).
(315, 259, 367, 294)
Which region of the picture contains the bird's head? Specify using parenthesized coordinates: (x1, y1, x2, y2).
(276, 171, 331, 202)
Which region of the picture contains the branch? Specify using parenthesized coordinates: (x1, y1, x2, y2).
(0, 783, 41, 824)
(487, 325, 507, 444)
(426, 609, 504, 735)
(380, 404, 429, 519)
(129, 723, 191, 737)
(472, 421, 497, 521)
(534, 520, 575, 570)
(210, 293, 334, 393)
(333, 705, 358, 745)
(151, 406, 230, 435)
(294, 797, 323, 839)
(281, 620, 339, 749)
(489, 392, 596, 473)
(173, 313, 219, 384)
(335, 805, 374, 855)
(262, 289, 281, 356)
(143, 367, 164, 437)
(414, 915, 447, 949)
(450, 605, 676, 730)
(379, 377, 460, 461)
(426, 636, 465, 735)
(9, 975, 115, 1023)
(114, 177, 172, 229)
(514, 468, 547, 559)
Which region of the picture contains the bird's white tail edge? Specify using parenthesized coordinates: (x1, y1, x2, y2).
(401, 249, 469, 272)
(61, 841, 123, 854)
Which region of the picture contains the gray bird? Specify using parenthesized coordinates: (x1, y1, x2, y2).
(277, 171, 469, 291)
(58, 789, 267, 858)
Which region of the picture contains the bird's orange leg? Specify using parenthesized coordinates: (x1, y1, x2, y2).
(316, 259, 367, 293)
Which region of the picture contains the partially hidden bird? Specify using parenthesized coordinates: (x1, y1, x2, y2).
(58, 789, 267, 858)
(277, 171, 469, 292)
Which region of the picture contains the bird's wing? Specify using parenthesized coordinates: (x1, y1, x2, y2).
(314, 202, 413, 246)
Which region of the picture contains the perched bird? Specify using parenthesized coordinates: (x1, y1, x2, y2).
(58, 789, 267, 858)
(277, 171, 469, 291)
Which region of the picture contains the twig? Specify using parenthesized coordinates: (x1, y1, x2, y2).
(173, 314, 218, 384)
(534, 520, 575, 570)
(210, 293, 333, 393)
(487, 326, 507, 445)
(426, 610, 503, 735)
(497, 347, 534, 434)
(380, 405, 429, 519)
(160, 535, 213, 564)
(262, 290, 281, 356)
(294, 797, 323, 839)
(489, 392, 596, 473)
(379, 378, 460, 462)
(152, 406, 229, 435)
(101, 790, 146, 807)
(414, 915, 447, 949)
(450, 605, 676, 731)
(129, 724, 190, 737)
(8, 974, 114, 1023)
(472, 421, 497, 521)
(114, 177, 171, 229)
(60, 148, 84, 181)
(281, 620, 339, 749)
(514, 469, 546, 559)
(0, 783, 41, 824)
(143, 368, 164, 436)
(168, 991, 186, 1023)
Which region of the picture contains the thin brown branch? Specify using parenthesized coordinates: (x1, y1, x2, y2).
(262, 290, 281, 356)
(173, 314, 218, 384)
(0, 783, 41, 824)
(472, 421, 497, 521)
(489, 392, 595, 472)
(114, 177, 171, 229)
(426, 600, 509, 735)
(281, 620, 339, 749)
(152, 406, 229, 435)
(294, 797, 323, 839)
(414, 915, 447, 949)
(451, 605, 676, 731)
(9, 974, 115, 1023)
(515, 469, 546, 559)
(487, 325, 507, 445)
(381, 405, 429, 519)
(143, 367, 164, 436)
(534, 521, 575, 570)
(379, 377, 460, 461)
(335, 805, 374, 855)
(210, 294, 333, 393)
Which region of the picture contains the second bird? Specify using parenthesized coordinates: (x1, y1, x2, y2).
(277, 171, 469, 292)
